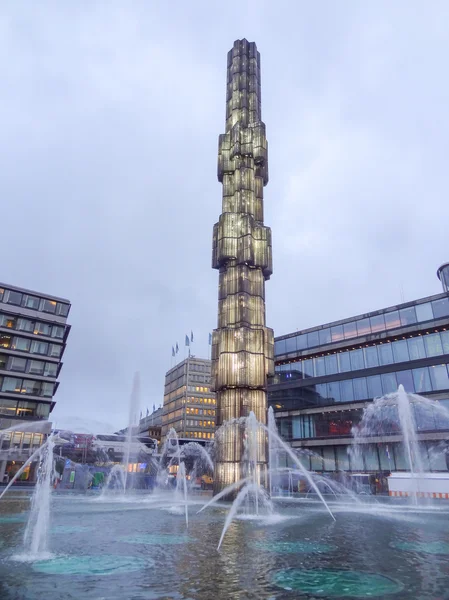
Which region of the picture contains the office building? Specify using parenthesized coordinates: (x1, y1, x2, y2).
(162, 357, 216, 442)
(211, 39, 274, 493)
(0, 283, 71, 483)
(269, 268, 449, 474)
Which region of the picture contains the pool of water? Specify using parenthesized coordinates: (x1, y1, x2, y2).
(1, 492, 449, 599)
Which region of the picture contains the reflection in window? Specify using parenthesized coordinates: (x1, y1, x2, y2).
(319, 328, 331, 345)
(13, 337, 31, 352)
(325, 354, 338, 375)
(31, 340, 48, 355)
(399, 307, 417, 327)
(44, 362, 57, 377)
(441, 331, 449, 354)
(315, 356, 325, 377)
(364, 346, 379, 368)
(274, 339, 286, 355)
(350, 349, 364, 371)
(412, 367, 432, 393)
(9, 357, 26, 372)
(392, 340, 409, 363)
(343, 321, 357, 340)
(338, 352, 351, 373)
(370, 314, 385, 333)
(28, 360, 44, 375)
(296, 334, 307, 350)
(415, 302, 433, 322)
(22, 295, 40, 310)
(353, 377, 368, 400)
(285, 336, 297, 353)
(2, 377, 23, 392)
(381, 372, 397, 394)
(379, 344, 394, 366)
(367, 375, 383, 398)
(17, 318, 34, 332)
(307, 330, 319, 348)
(356, 319, 371, 337)
(57, 303, 70, 317)
(407, 336, 426, 360)
(40, 299, 57, 314)
(327, 380, 341, 402)
(331, 325, 344, 342)
(424, 333, 443, 357)
(429, 365, 449, 391)
(340, 379, 354, 402)
(4, 290, 22, 306)
(396, 369, 414, 392)
(384, 310, 401, 330)
(432, 298, 449, 319)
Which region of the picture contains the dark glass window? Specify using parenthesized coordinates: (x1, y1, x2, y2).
(367, 375, 383, 398)
(432, 298, 449, 319)
(316, 383, 327, 399)
(364, 346, 379, 368)
(339, 352, 351, 373)
(57, 303, 70, 317)
(325, 354, 338, 375)
(429, 365, 449, 391)
(0, 354, 6, 369)
(0, 314, 16, 329)
(412, 367, 432, 393)
(9, 357, 26, 372)
(4, 290, 22, 306)
(40, 299, 57, 314)
(28, 360, 44, 375)
(315, 356, 326, 377)
(379, 344, 394, 365)
(44, 362, 57, 377)
(17, 318, 34, 332)
(296, 334, 307, 350)
(285, 336, 297, 353)
(303, 359, 314, 378)
(34, 322, 52, 336)
(356, 319, 371, 337)
(2, 377, 23, 392)
(340, 379, 354, 402)
(274, 339, 286, 355)
(396, 369, 414, 392)
(307, 331, 320, 348)
(327, 380, 341, 402)
(0, 399, 17, 416)
(49, 344, 62, 358)
(370, 314, 385, 333)
(343, 321, 357, 340)
(0, 334, 11, 348)
(392, 340, 409, 363)
(384, 310, 401, 330)
(381, 372, 397, 394)
(319, 328, 331, 345)
(441, 331, 449, 354)
(331, 325, 344, 342)
(30, 340, 48, 355)
(13, 337, 31, 352)
(407, 336, 426, 360)
(22, 379, 41, 395)
(353, 377, 368, 400)
(424, 333, 443, 357)
(22, 295, 40, 310)
(350, 349, 364, 371)
(415, 302, 433, 322)
(399, 307, 417, 327)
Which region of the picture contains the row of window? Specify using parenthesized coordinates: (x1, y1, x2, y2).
(0, 398, 51, 419)
(189, 363, 211, 373)
(0, 312, 66, 339)
(189, 386, 211, 393)
(274, 442, 448, 473)
(275, 297, 449, 355)
(164, 386, 186, 403)
(276, 331, 449, 379)
(0, 288, 69, 317)
(0, 430, 45, 449)
(189, 374, 211, 383)
(184, 431, 214, 439)
(187, 396, 216, 406)
(270, 364, 449, 410)
(186, 408, 215, 416)
(0, 354, 58, 377)
(185, 419, 215, 428)
(0, 334, 62, 358)
(0, 376, 54, 397)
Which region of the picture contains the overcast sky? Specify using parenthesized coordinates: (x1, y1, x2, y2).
(1, 2, 448, 431)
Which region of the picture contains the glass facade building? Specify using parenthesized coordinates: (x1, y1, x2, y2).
(268, 287, 449, 475)
(0, 283, 71, 483)
(162, 357, 216, 442)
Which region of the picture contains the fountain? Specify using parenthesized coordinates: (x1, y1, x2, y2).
(123, 372, 141, 492)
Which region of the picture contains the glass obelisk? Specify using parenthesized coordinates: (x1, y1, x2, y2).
(211, 39, 274, 495)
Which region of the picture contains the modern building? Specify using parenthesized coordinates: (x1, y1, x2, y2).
(268, 269, 449, 476)
(137, 406, 163, 447)
(0, 283, 71, 483)
(211, 39, 274, 493)
(162, 357, 216, 442)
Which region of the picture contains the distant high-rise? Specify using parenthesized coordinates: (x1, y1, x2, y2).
(211, 39, 274, 494)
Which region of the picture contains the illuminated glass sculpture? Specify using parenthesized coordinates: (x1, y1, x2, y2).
(212, 39, 274, 494)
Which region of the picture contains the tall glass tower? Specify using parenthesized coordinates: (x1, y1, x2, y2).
(211, 39, 274, 494)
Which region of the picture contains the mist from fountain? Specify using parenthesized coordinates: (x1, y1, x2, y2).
(123, 372, 141, 492)
(176, 461, 188, 527)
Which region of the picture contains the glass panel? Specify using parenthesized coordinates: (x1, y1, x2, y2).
(13, 337, 31, 352)
(296, 334, 307, 350)
(338, 352, 351, 373)
(356, 319, 371, 337)
(412, 367, 432, 393)
(17, 318, 34, 332)
(364, 346, 379, 368)
(432, 298, 449, 319)
(274, 339, 286, 355)
(353, 377, 368, 400)
(292, 416, 303, 439)
(0, 334, 11, 348)
(396, 369, 414, 393)
(57, 303, 70, 317)
(343, 321, 357, 340)
(17, 401, 37, 417)
(4, 290, 22, 306)
(323, 447, 336, 471)
(40, 299, 57, 314)
(407, 336, 426, 361)
(285, 336, 297, 353)
(429, 365, 449, 391)
(379, 344, 394, 365)
(44, 362, 57, 377)
(2, 377, 23, 392)
(416, 302, 433, 322)
(0, 399, 17, 416)
(378, 445, 394, 470)
(424, 333, 443, 357)
(384, 310, 401, 330)
(331, 325, 344, 342)
(399, 307, 417, 327)
(319, 328, 331, 345)
(28, 360, 44, 375)
(0, 354, 6, 369)
(22, 295, 40, 310)
(34, 322, 52, 336)
(316, 383, 327, 400)
(340, 379, 354, 402)
(392, 340, 409, 363)
(393, 444, 407, 470)
(327, 380, 341, 402)
(441, 331, 449, 354)
(351, 449, 364, 471)
(37, 403, 50, 418)
(350, 349, 364, 371)
(41, 382, 54, 397)
(22, 379, 41, 395)
(307, 331, 320, 348)
(9, 357, 27, 372)
(381, 372, 397, 394)
(364, 446, 380, 470)
(315, 356, 326, 377)
(428, 442, 448, 470)
(303, 359, 314, 378)
(0, 314, 16, 328)
(310, 449, 323, 471)
(370, 314, 386, 333)
(31, 340, 48, 355)
(336, 446, 350, 470)
(367, 375, 383, 398)
(325, 354, 338, 375)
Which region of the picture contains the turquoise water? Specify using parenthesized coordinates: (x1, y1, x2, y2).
(1, 492, 449, 599)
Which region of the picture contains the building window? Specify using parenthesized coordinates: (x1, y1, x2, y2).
(424, 333, 443, 358)
(432, 298, 449, 320)
(364, 346, 379, 368)
(379, 344, 394, 366)
(40, 299, 57, 314)
(0, 314, 16, 328)
(331, 325, 344, 342)
(381, 372, 397, 394)
(367, 374, 383, 398)
(17, 318, 34, 332)
(31, 340, 48, 355)
(57, 303, 70, 317)
(22, 295, 40, 310)
(392, 340, 409, 363)
(44, 362, 57, 377)
(340, 379, 354, 402)
(412, 367, 431, 393)
(356, 319, 371, 337)
(399, 307, 417, 327)
(2, 377, 23, 393)
(353, 377, 368, 400)
(338, 352, 351, 373)
(4, 290, 23, 306)
(407, 336, 426, 361)
(0, 334, 11, 348)
(28, 360, 44, 375)
(34, 322, 52, 336)
(415, 302, 433, 323)
(349, 349, 364, 371)
(40, 382, 54, 397)
(429, 365, 449, 391)
(12, 337, 31, 352)
(384, 310, 401, 329)
(9, 357, 27, 372)
(343, 321, 357, 340)
(369, 314, 385, 333)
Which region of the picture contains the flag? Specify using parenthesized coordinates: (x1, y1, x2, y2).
(191, 330, 194, 342)
(172, 346, 175, 357)
(176, 342, 179, 353)
(185, 334, 190, 346)
(209, 333, 212, 345)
